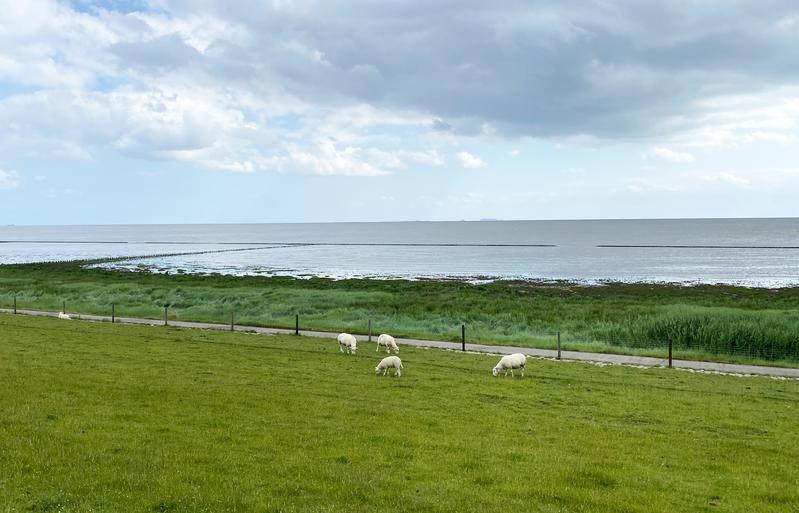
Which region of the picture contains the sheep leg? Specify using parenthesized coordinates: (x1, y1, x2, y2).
(520, 366, 525, 377)
(339, 344, 344, 354)
(396, 368, 401, 377)
(511, 368, 515, 377)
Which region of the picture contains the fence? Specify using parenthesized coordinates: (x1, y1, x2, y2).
(5, 294, 798, 367)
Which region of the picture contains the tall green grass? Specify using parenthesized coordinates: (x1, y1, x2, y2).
(587, 306, 799, 361)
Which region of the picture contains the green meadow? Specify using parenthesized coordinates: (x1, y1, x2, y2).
(1, 313, 797, 512)
(1, 261, 799, 365)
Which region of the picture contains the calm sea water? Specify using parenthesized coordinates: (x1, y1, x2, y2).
(1, 219, 798, 287)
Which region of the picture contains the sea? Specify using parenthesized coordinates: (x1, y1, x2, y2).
(1, 219, 798, 288)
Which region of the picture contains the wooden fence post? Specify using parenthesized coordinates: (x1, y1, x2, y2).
(668, 339, 673, 368)
(62, 300, 66, 314)
(557, 332, 561, 360)
(295, 313, 299, 335)
(461, 324, 466, 351)
(368, 320, 372, 343)
(230, 311, 235, 332)
(111, 303, 115, 323)
(164, 306, 168, 326)
(13, 295, 16, 314)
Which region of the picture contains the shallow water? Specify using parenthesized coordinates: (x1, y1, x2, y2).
(2, 219, 798, 287)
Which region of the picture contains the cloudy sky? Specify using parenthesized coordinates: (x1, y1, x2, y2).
(1, 0, 799, 224)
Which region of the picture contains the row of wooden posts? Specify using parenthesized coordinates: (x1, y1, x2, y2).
(10, 295, 675, 368)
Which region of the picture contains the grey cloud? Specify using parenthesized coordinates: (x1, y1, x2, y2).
(111, 33, 203, 70)
(431, 119, 451, 131)
(154, 0, 799, 140)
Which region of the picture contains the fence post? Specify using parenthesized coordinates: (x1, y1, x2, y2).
(13, 295, 16, 314)
(111, 303, 115, 323)
(62, 300, 66, 314)
(295, 313, 299, 335)
(461, 324, 466, 351)
(368, 319, 372, 343)
(230, 311, 235, 332)
(164, 305, 168, 326)
(668, 339, 673, 368)
(557, 332, 561, 360)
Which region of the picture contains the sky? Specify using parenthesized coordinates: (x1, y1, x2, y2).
(1, 0, 799, 224)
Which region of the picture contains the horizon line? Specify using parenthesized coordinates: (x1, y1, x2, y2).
(3, 215, 799, 228)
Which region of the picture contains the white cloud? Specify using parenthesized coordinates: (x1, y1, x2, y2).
(0, 169, 21, 189)
(456, 151, 487, 169)
(702, 172, 751, 188)
(664, 91, 799, 148)
(623, 168, 785, 194)
(269, 140, 388, 176)
(509, 149, 520, 156)
(650, 146, 695, 163)
(462, 191, 484, 203)
(625, 176, 682, 193)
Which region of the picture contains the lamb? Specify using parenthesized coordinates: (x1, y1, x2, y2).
(376, 333, 399, 353)
(375, 356, 402, 377)
(57, 312, 72, 320)
(492, 353, 527, 377)
(337, 333, 357, 355)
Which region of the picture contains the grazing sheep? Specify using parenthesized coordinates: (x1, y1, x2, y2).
(337, 333, 357, 355)
(57, 312, 72, 320)
(376, 333, 399, 353)
(492, 353, 527, 377)
(375, 356, 402, 377)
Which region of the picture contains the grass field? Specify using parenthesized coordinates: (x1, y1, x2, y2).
(1, 261, 799, 365)
(1, 313, 798, 512)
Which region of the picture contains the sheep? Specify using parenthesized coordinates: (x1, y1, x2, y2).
(57, 312, 72, 320)
(375, 356, 402, 377)
(492, 353, 527, 377)
(337, 332, 357, 355)
(376, 333, 399, 353)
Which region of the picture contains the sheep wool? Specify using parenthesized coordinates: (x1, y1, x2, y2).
(337, 333, 357, 355)
(376, 333, 399, 353)
(492, 353, 527, 377)
(375, 356, 403, 377)
(57, 312, 72, 320)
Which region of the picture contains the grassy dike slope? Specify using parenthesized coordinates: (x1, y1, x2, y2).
(1, 314, 797, 512)
(2, 262, 799, 363)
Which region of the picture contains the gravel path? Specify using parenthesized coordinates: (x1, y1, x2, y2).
(3, 307, 798, 378)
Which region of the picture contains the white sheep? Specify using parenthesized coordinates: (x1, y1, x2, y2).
(492, 353, 527, 377)
(375, 356, 402, 377)
(337, 333, 357, 355)
(57, 312, 72, 320)
(376, 333, 399, 353)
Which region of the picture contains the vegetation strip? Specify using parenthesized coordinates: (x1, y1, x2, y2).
(1, 261, 798, 367)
